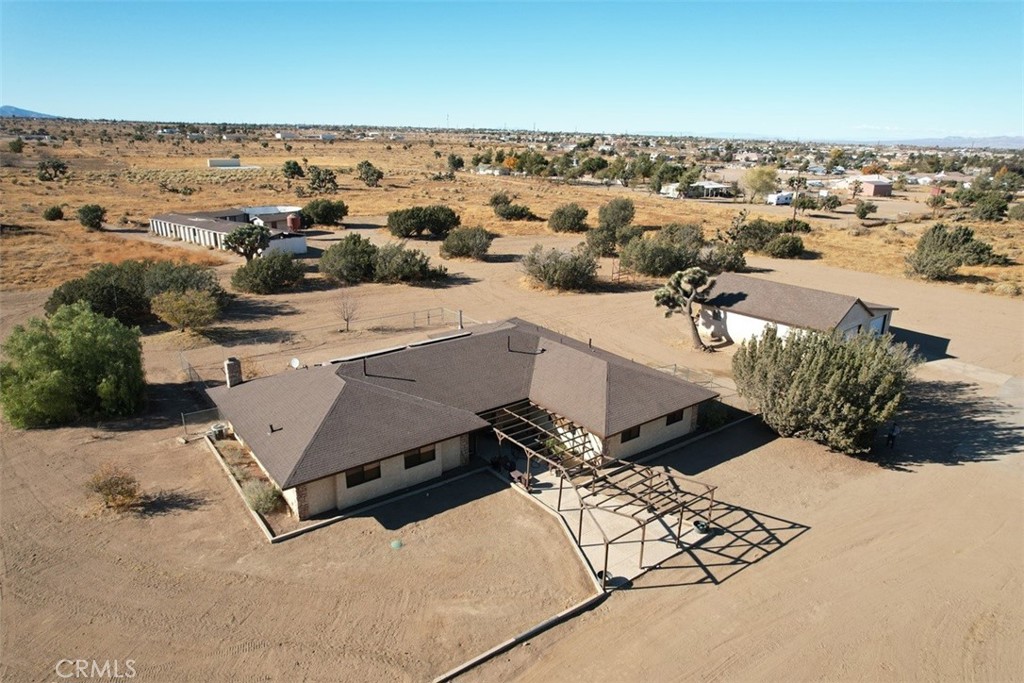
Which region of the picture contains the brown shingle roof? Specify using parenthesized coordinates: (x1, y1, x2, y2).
(207, 367, 487, 488)
(209, 319, 717, 488)
(704, 273, 887, 332)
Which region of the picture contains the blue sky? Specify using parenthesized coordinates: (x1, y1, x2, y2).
(2, 1, 1022, 141)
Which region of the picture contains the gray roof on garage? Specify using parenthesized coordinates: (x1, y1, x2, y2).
(703, 273, 895, 332)
(209, 319, 717, 488)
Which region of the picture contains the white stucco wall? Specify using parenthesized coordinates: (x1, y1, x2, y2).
(605, 407, 699, 460)
(836, 305, 876, 336)
(700, 310, 795, 343)
(282, 435, 465, 517)
(438, 436, 464, 471)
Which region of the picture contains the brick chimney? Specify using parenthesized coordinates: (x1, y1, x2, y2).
(224, 357, 243, 388)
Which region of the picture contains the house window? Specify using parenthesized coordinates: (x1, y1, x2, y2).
(666, 409, 685, 426)
(621, 425, 641, 443)
(345, 462, 381, 487)
(403, 445, 436, 469)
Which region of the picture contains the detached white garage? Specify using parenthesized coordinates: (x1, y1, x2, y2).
(699, 273, 897, 343)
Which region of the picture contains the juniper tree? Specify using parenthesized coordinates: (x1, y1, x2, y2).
(732, 327, 916, 454)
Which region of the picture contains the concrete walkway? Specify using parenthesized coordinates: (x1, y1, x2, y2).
(525, 469, 706, 586)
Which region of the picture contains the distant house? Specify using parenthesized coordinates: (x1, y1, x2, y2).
(149, 205, 306, 255)
(766, 192, 793, 205)
(862, 180, 892, 197)
(208, 319, 718, 519)
(274, 131, 298, 140)
(207, 158, 241, 168)
(698, 273, 897, 343)
(690, 180, 731, 198)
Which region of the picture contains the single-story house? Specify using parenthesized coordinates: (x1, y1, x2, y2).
(208, 319, 719, 519)
(698, 273, 897, 343)
(690, 180, 731, 198)
(150, 204, 306, 255)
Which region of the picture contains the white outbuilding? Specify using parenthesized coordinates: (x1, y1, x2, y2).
(698, 273, 897, 343)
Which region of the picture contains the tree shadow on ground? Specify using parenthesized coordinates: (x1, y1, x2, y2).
(483, 253, 521, 264)
(136, 489, 208, 517)
(862, 378, 1024, 471)
(201, 326, 297, 347)
(632, 499, 810, 589)
(220, 297, 299, 322)
(592, 278, 658, 294)
(101, 381, 209, 432)
(889, 326, 954, 362)
(295, 276, 337, 293)
(415, 273, 480, 289)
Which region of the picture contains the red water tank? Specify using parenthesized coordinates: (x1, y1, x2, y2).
(286, 213, 302, 232)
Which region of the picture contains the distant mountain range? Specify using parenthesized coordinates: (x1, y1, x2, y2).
(0, 105, 59, 119)
(885, 136, 1024, 150)
(1, 106, 1020, 150)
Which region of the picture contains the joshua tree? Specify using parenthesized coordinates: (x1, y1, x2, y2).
(850, 179, 863, 203)
(654, 267, 715, 352)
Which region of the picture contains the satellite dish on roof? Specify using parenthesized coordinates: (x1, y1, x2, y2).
(289, 357, 301, 369)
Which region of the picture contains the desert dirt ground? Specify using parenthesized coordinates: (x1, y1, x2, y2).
(2, 219, 1022, 681)
(1, 123, 1021, 294)
(1, 124, 1023, 681)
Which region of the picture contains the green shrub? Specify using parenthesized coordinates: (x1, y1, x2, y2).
(615, 224, 644, 246)
(585, 225, 618, 257)
(150, 289, 220, 331)
(231, 251, 305, 294)
(1007, 203, 1024, 222)
(854, 200, 878, 220)
(243, 480, 283, 515)
(906, 223, 1008, 280)
(86, 463, 142, 512)
(494, 203, 537, 221)
(971, 193, 1009, 220)
(387, 205, 461, 239)
(699, 242, 747, 274)
(732, 327, 917, 454)
(1, 302, 146, 428)
(778, 218, 812, 233)
(619, 223, 704, 276)
(597, 198, 635, 231)
(440, 226, 493, 259)
(302, 198, 348, 226)
(319, 234, 378, 284)
(45, 260, 151, 325)
(77, 204, 106, 230)
(43, 205, 63, 221)
(548, 203, 588, 232)
(488, 191, 512, 208)
(372, 243, 447, 283)
(763, 234, 805, 258)
(522, 243, 598, 291)
(728, 218, 781, 252)
(143, 261, 227, 307)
